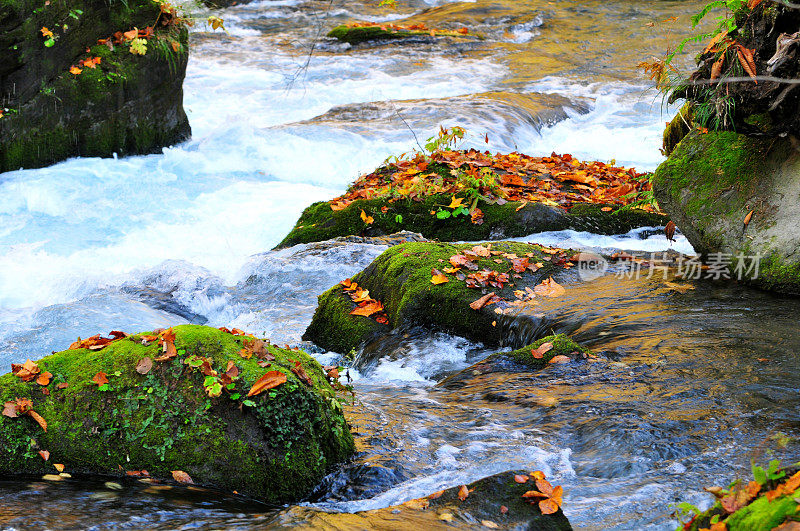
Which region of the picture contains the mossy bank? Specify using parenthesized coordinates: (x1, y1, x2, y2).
(277, 194, 664, 249)
(0, 0, 190, 172)
(652, 129, 800, 294)
(303, 240, 576, 354)
(0, 325, 354, 503)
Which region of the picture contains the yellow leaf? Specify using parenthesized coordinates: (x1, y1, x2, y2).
(360, 209, 374, 225)
(448, 196, 464, 209)
(40, 27, 54, 38)
(69, 66, 82, 75)
(431, 273, 449, 285)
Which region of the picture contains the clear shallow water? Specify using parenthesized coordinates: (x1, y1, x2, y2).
(2, 0, 781, 530)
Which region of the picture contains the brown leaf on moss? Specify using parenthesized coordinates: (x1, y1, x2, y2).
(291, 361, 314, 387)
(549, 355, 571, 364)
(458, 485, 470, 501)
(56, 383, 69, 390)
(171, 470, 194, 484)
(36, 372, 53, 386)
(532, 342, 553, 359)
(135, 357, 153, 375)
(12, 359, 41, 382)
(2, 401, 18, 418)
(470, 292, 497, 310)
(514, 474, 529, 483)
(28, 410, 47, 432)
(247, 370, 287, 397)
(534, 277, 565, 298)
(428, 490, 444, 500)
(92, 372, 109, 386)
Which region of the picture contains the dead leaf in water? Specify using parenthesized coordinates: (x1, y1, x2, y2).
(470, 292, 496, 310)
(533, 277, 565, 298)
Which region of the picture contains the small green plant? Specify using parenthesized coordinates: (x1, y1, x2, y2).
(424, 125, 466, 154)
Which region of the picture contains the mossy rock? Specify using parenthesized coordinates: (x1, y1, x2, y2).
(276, 194, 665, 249)
(438, 334, 591, 389)
(303, 241, 573, 354)
(0, 0, 190, 172)
(271, 469, 572, 530)
(687, 488, 800, 530)
(0, 325, 354, 503)
(327, 25, 482, 45)
(662, 102, 693, 156)
(652, 129, 800, 294)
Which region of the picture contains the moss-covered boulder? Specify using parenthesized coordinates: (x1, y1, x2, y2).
(682, 467, 800, 530)
(0, 325, 354, 503)
(0, 0, 190, 172)
(270, 469, 572, 530)
(438, 334, 591, 389)
(652, 129, 800, 294)
(328, 24, 482, 45)
(277, 194, 664, 249)
(303, 240, 577, 354)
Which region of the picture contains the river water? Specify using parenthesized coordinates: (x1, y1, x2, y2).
(4, 0, 797, 529)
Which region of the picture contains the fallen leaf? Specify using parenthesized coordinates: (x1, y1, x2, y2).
(481, 521, 499, 529)
(2, 402, 18, 418)
(403, 498, 430, 510)
(448, 196, 464, 209)
(28, 410, 47, 432)
(171, 470, 194, 484)
(710, 56, 724, 81)
(431, 272, 449, 285)
(428, 490, 445, 499)
(39, 450, 50, 461)
(69, 66, 82, 75)
(135, 357, 153, 375)
(36, 372, 52, 386)
(514, 474, 529, 483)
(92, 372, 109, 386)
(665, 220, 676, 242)
(470, 292, 496, 310)
(351, 300, 384, 317)
(54, 464, 65, 472)
(123, 28, 138, 41)
(532, 342, 554, 359)
(533, 277, 566, 298)
(360, 209, 374, 225)
(549, 355, 571, 364)
(458, 485, 470, 501)
(291, 361, 314, 387)
(56, 383, 69, 389)
(743, 209, 754, 227)
(247, 370, 287, 397)
(500, 505, 509, 514)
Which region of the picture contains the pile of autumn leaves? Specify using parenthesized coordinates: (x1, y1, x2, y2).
(339, 243, 573, 328)
(329, 149, 651, 215)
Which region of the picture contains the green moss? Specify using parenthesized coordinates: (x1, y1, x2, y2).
(327, 24, 482, 45)
(505, 334, 590, 369)
(0, 325, 354, 503)
(0, 0, 190, 172)
(276, 194, 665, 249)
(662, 102, 694, 156)
(304, 241, 567, 353)
(753, 253, 800, 295)
(689, 494, 800, 530)
(303, 285, 388, 356)
(653, 131, 784, 224)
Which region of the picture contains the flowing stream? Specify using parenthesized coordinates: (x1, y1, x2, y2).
(4, 0, 797, 530)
